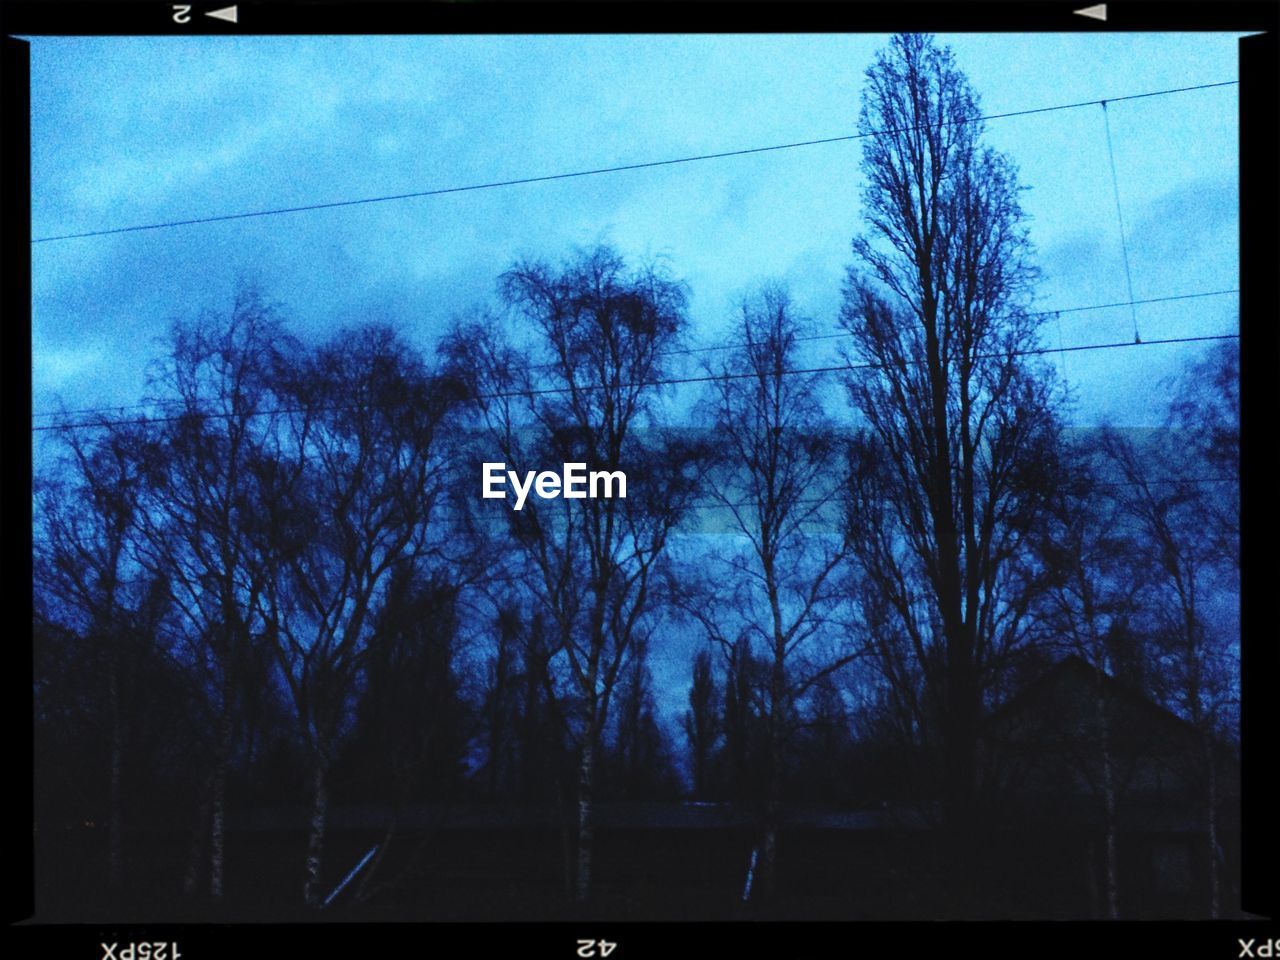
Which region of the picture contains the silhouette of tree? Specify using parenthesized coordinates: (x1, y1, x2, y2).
(1167, 341, 1239, 570)
(1029, 443, 1153, 918)
(840, 33, 1063, 832)
(35, 419, 167, 893)
(603, 639, 681, 800)
(682, 649, 721, 800)
(441, 245, 701, 901)
(681, 285, 858, 897)
(260, 323, 454, 906)
(479, 603, 524, 799)
(132, 289, 298, 900)
(1101, 414, 1238, 918)
(343, 567, 466, 901)
(718, 639, 770, 807)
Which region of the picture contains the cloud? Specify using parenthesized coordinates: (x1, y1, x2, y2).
(28, 34, 1242, 438)
(1128, 175, 1237, 264)
(33, 343, 101, 388)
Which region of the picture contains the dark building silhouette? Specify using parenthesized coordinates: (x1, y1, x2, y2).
(980, 655, 1240, 918)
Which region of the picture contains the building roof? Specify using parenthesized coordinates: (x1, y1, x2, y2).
(985, 654, 1202, 743)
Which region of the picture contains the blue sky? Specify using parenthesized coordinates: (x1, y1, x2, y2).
(29, 32, 1243, 433)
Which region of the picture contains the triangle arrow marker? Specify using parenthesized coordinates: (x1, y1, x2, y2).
(206, 5, 238, 23)
(1074, 4, 1107, 20)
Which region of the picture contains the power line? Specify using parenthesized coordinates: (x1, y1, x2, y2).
(30, 288, 1240, 421)
(32, 332, 1239, 434)
(478, 333, 1238, 401)
(664, 288, 1240, 356)
(1101, 100, 1142, 344)
(30, 80, 1238, 245)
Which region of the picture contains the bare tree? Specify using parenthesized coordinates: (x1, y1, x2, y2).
(839, 33, 1062, 830)
(1167, 341, 1239, 571)
(442, 245, 698, 901)
(1030, 445, 1152, 918)
(480, 603, 524, 799)
(605, 638, 680, 799)
(136, 289, 297, 900)
(684, 286, 857, 898)
(842, 540, 938, 807)
(719, 638, 769, 807)
(789, 670, 858, 802)
(35, 419, 158, 893)
(347, 566, 466, 903)
(1158, 342, 1240, 916)
(682, 649, 721, 799)
(1101, 419, 1238, 918)
(475, 599, 574, 807)
(261, 324, 453, 906)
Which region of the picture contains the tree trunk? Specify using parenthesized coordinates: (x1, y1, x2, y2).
(1097, 683, 1120, 919)
(944, 653, 978, 826)
(556, 777, 574, 900)
(759, 544, 787, 901)
(761, 791, 780, 900)
(1205, 732, 1220, 918)
(208, 695, 233, 900)
(574, 735, 595, 903)
(1086, 837, 1100, 918)
(107, 652, 123, 891)
(208, 761, 226, 900)
(1101, 759, 1119, 917)
(182, 781, 212, 898)
(760, 658, 785, 900)
(940, 653, 978, 907)
(303, 757, 330, 907)
(921, 273, 976, 834)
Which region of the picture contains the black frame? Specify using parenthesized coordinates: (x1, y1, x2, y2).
(5, 3, 1276, 955)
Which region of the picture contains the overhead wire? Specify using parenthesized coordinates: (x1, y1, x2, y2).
(29, 82, 1239, 428)
(29, 286, 1240, 422)
(661, 289, 1240, 357)
(30, 81, 1237, 245)
(1101, 100, 1143, 344)
(32, 331, 1238, 433)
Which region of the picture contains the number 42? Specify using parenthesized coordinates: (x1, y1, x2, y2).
(577, 940, 617, 958)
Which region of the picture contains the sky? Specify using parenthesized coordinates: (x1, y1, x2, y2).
(27, 32, 1245, 751)
(29, 32, 1243, 429)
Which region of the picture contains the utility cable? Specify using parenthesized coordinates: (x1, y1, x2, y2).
(30, 81, 1238, 245)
